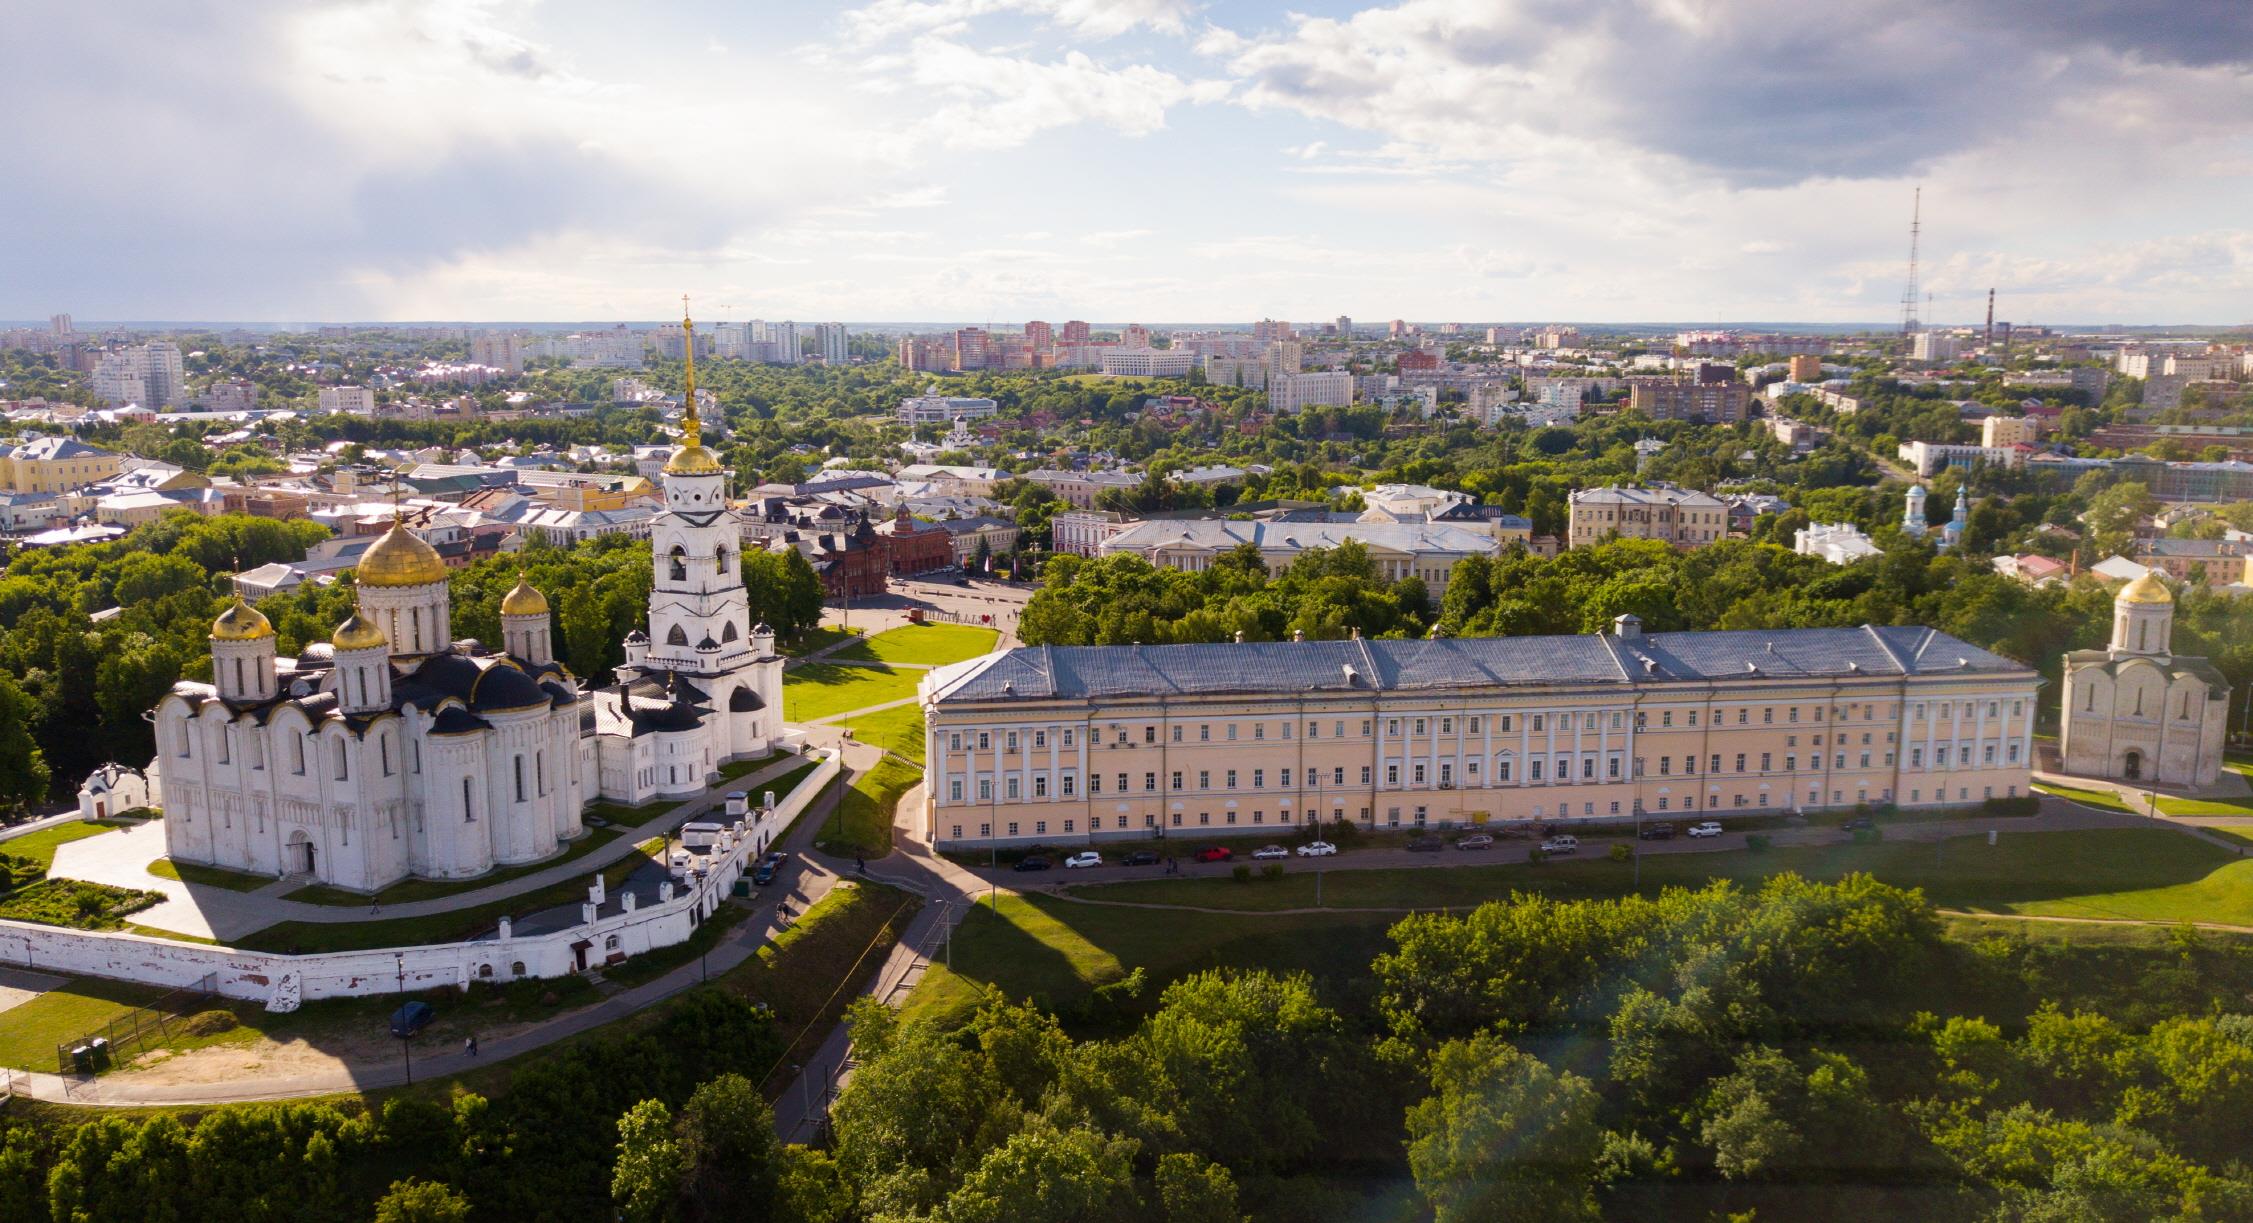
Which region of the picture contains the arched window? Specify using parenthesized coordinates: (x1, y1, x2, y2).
(512, 961, 527, 977)
(668, 546, 687, 582)
(463, 776, 476, 822)
(410, 606, 422, 651)
(715, 544, 729, 575)
(722, 622, 738, 642)
(334, 738, 350, 781)
(477, 963, 493, 979)
(666, 624, 688, 646)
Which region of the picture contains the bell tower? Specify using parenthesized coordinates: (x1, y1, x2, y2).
(644, 297, 753, 676)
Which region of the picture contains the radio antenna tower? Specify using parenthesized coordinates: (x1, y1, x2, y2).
(1899, 187, 1922, 336)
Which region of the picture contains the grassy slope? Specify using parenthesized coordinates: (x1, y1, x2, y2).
(842, 702, 926, 765)
(820, 757, 918, 856)
(829, 623, 998, 667)
(2, 820, 129, 869)
(782, 662, 922, 722)
(1067, 827, 2248, 922)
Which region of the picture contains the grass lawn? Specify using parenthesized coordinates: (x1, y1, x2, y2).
(783, 662, 922, 722)
(147, 857, 272, 892)
(819, 756, 916, 856)
(842, 702, 926, 765)
(717, 751, 784, 782)
(784, 625, 863, 657)
(283, 825, 630, 907)
(237, 837, 667, 953)
(2155, 791, 2253, 818)
(1066, 827, 2253, 926)
(829, 623, 998, 667)
(584, 797, 684, 826)
(0, 976, 188, 1072)
(0, 819, 132, 870)
(902, 891, 1400, 1032)
(2033, 781, 2138, 814)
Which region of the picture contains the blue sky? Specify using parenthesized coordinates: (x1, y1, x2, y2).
(5, 0, 2251, 325)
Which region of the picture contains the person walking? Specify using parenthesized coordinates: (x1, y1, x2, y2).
(464, 1034, 479, 1057)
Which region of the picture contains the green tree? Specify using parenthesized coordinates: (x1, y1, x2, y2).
(938, 1125, 1140, 1223)
(1405, 1033, 1604, 1223)
(0, 672, 52, 812)
(676, 1074, 785, 1221)
(612, 1099, 684, 1223)
(372, 1179, 472, 1223)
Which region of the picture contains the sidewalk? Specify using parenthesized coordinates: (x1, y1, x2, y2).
(47, 753, 817, 942)
(9, 758, 855, 1108)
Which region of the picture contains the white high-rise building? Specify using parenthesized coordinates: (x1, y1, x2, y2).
(90, 342, 185, 408)
(1911, 332, 1961, 364)
(712, 322, 753, 361)
(49, 314, 72, 337)
(765, 321, 801, 366)
(814, 323, 848, 364)
(469, 331, 524, 374)
(1335, 315, 1352, 339)
(1269, 370, 1354, 414)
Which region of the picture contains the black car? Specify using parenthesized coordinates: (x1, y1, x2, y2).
(1012, 855, 1053, 872)
(389, 1001, 434, 1039)
(1639, 823, 1676, 840)
(1122, 850, 1160, 866)
(1841, 817, 1875, 832)
(751, 851, 786, 886)
(1406, 836, 1445, 853)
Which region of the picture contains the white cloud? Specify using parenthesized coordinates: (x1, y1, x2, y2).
(839, 0, 1191, 46)
(863, 41, 1225, 150)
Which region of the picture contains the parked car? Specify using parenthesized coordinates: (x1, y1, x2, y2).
(1406, 836, 1445, 853)
(1064, 851, 1102, 869)
(1194, 846, 1233, 863)
(1454, 834, 1495, 851)
(1539, 835, 1580, 855)
(1251, 844, 1289, 860)
(1841, 816, 1875, 832)
(1012, 855, 1053, 872)
(751, 851, 787, 886)
(389, 1001, 434, 1039)
(1639, 822, 1676, 841)
(1122, 850, 1160, 867)
(1295, 841, 1338, 857)
(1687, 821, 1725, 838)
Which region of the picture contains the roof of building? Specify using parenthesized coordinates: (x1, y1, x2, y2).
(1567, 484, 1727, 508)
(2118, 571, 2174, 604)
(210, 595, 274, 642)
(7, 436, 110, 461)
(1101, 518, 1497, 556)
(499, 574, 550, 616)
(925, 626, 2032, 706)
(357, 518, 449, 586)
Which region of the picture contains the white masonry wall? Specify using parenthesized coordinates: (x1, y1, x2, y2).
(0, 751, 840, 1011)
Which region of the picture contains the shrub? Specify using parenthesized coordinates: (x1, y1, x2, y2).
(1853, 827, 1884, 845)
(1745, 834, 1772, 853)
(1231, 864, 1253, 884)
(1983, 795, 2040, 817)
(1260, 863, 1286, 882)
(181, 1009, 239, 1036)
(1526, 847, 1547, 865)
(1321, 818, 1365, 848)
(1608, 843, 1632, 864)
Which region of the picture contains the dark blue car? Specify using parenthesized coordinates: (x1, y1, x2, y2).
(389, 1000, 434, 1039)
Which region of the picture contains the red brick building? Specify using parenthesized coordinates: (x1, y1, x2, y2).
(877, 507, 954, 577)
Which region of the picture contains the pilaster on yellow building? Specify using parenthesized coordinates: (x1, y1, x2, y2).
(918, 617, 2041, 849)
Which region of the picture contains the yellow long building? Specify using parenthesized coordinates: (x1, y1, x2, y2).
(918, 617, 2041, 848)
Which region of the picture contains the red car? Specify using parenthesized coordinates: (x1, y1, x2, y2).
(1194, 846, 1234, 863)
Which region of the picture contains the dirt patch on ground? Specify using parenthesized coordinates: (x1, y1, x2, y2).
(118, 1038, 358, 1088)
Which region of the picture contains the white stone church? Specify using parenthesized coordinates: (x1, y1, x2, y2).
(152, 320, 785, 891)
(2059, 571, 2230, 787)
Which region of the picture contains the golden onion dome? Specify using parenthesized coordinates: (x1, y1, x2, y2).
(663, 442, 724, 475)
(2118, 571, 2173, 605)
(330, 611, 389, 652)
(499, 573, 550, 617)
(210, 595, 275, 642)
(356, 519, 448, 587)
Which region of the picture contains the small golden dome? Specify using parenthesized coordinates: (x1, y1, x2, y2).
(210, 595, 274, 642)
(2118, 571, 2173, 605)
(499, 573, 550, 617)
(357, 519, 448, 587)
(663, 443, 724, 475)
(330, 612, 388, 651)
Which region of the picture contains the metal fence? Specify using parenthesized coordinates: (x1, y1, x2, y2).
(54, 972, 219, 1074)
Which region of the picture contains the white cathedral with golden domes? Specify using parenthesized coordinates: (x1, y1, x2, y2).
(2059, 571, 2230, 788)
(152, 306, 785, 891)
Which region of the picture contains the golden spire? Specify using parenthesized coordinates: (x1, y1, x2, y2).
(663, 293, 723, 474)
(680, 294, 699, 446)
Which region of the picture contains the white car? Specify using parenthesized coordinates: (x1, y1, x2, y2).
(1063, 851, 1102, 869)
(1295, 841, 1338, 857)
(1539, 836, 1579, 855)
(1686, 821, 1725, 838)
(1251, 844, 1289, 860)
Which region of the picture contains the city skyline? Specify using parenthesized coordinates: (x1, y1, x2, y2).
(8, 0, 2252, 324)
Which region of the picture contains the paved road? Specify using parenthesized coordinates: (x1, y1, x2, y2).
(9, 757, 857, 1108)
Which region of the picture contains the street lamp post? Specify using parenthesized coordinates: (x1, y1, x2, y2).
(1632, 800, 1643, 889)
(394, 951, 413, 1086)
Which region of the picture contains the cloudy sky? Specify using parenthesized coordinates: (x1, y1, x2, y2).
(6, 0, 2252, 325)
